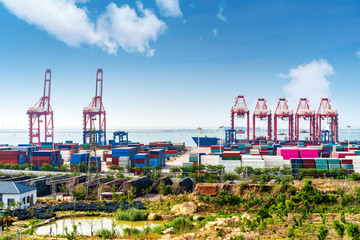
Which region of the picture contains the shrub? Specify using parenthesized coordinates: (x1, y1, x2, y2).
(115, 208, 146, 221)
(317, 225, 328, 240)
(158, 183, 172, 196)
(122, 227, 141, 237)
(217, 190, 243, 206)
(347, 223, 360, 240)
(331, 220, 345, 238)
(168, 217, 193, 234)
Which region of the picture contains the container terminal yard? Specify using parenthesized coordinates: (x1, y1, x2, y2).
(1, 69, 360, 239)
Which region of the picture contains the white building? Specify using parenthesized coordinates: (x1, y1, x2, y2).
(0, 182, 37, 209)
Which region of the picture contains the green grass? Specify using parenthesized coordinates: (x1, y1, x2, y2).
(123, 227, 141, 237)
(94, 228, 113, 237)
(114, 208, 147, 221)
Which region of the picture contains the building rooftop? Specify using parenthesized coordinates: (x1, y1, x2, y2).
(0, 181, 37, 194)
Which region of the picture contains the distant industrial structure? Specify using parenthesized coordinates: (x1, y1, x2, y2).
(26, 69, 54, 145)
(228, 96, 338, 145)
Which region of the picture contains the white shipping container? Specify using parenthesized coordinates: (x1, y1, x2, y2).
(283, 160, 290, 168)
(242, 160, 265, 168)
(201, 155, 220, 166)
(263, 156, 284, 167)
(219, 160, 242, 173)
(242, 156, 263, 161)
(250, 149, 260, 155)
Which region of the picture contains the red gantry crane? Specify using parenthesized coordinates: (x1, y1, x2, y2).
(253, 98, 272, 142)
(316, 98, 338, 144)
(83, 69, 106, 145)
(295, 98, 315, 144)
(274, 98, 293, 143)
(231, 95, 250, 141)
(27, 69, 54, 145)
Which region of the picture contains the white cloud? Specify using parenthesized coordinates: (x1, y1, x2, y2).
(217, 7, 226, 22)
(155, 0, 182, 17)
(281, 59, 335, 104)
(357, 50, 360, 58)
(213, 28, 217, 37)
(0, 0, 166, 56)
(97, 2, 167, 55)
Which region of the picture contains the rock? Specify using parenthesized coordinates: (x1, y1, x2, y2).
(205, 221, 218, 231)
(180, 233, 196, 239)
(148, 213, 158, 221)
(75, 203, 88, 211)
(88, 202, 98, 211)
(133, 201, 146, 210)
(64, 202, 75, 211)
(152, 176, 173, 193)
(231, 216, 242, 223)
(224, 180, 235, 185)
(105, 201, 120, 212)
(118, 177, 153, 197)
(266, 179, 279, 186)
(246, 179, 254, 185)
(217, 221, 226, 227)
(193, 215, 203, 221)
(161, 234, 172, 240)
(172, 177, 195, 195)
(162, 227, 175, 234)
(196, 184, 219, 196)
(241, 213, 252, 220)
(171, 202, 197, 214)
(36, 212, 56, 219)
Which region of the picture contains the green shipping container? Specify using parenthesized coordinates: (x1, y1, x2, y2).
(328, 159, 340, 164)
(222, 157, 241, 160)
(316, 164, 328, 170)
(291, 163, 303, 169)
(315, 159, 328, 164)
(328, 164, 341, 169)
(342, 164, 354, 170)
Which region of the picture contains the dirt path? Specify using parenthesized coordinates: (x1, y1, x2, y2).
(162, 147, 211, 173)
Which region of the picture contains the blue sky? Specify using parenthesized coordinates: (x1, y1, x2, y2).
(0, 0, 360, 130)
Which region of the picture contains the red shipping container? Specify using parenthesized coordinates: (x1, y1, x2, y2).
(0, 160, 19, 164)
(341, 159, 353, 164)
(302, 159, 315, 164)
(334, 152, 356, 158)
(135, 159, 146, 163)
(165, 150, 178, 154)
(32, 156, 52, 161)
(32, 160, 52, 165)
(222, 151, 241, 158)
(347, 169, 355, 174)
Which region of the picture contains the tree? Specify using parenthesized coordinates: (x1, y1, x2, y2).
(59, 164, 70, 172)
(170, 167, 181, 176)
(108, 164, 118, 172)
(40, 163, 53, 171)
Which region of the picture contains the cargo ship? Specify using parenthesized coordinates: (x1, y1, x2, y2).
(192, 136, 219, 147)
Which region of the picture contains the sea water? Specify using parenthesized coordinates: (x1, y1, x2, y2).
(0, 129, 358, 147)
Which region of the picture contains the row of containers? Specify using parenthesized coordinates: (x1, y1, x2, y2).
(0, 140, 185, 172)
(290, 157, 359, 175)
(188, 143, 360, 175)
(69, 141, 185, 173)
(210, 141, 360, 158)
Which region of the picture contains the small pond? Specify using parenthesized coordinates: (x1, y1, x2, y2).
(36, 217, 164, 236)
